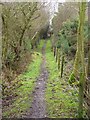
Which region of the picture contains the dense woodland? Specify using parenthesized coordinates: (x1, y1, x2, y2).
(1, 1, 90, 119)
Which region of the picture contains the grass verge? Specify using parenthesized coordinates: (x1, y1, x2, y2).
(45, 40, 78, 118)
(3, 48, 42, 118)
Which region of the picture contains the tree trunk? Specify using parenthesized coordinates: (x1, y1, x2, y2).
(19, 26, 26, 46)
(87, 2, 90, 116)
(87, 43, 90, 77)
(78, 2, 86, 118)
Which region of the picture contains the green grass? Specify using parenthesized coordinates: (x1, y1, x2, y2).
(34, 39, 45, 53)
(3, 46, 42, 118)
(45, 40, 78, 118)
(3, 39, 79, 118)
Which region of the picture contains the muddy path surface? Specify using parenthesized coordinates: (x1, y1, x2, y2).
(24, 41, 48, 118)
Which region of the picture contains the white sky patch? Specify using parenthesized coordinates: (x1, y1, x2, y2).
(48, 1, 58, 25)
(41, 0, 65, 2)
(58, 0, 65, 2)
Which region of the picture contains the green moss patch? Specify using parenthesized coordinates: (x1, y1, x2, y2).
(3, 52, 42, 118)
(45, 40, 78, 118)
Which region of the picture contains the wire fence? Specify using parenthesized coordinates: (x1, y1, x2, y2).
(52, 46, 90, 118)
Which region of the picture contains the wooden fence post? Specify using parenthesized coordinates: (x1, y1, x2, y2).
(60, 54, 64, 78)
(53, 46, 56, 57)
(58, 49, 60, 70)
(56, 47, 58, 62)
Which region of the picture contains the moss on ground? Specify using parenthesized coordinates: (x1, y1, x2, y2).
(3, 39, 79, 118)
(3, 43, 43, 118)
(45, 40, 78, 118)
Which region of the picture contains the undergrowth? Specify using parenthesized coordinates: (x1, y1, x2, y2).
(3, 42, 42, 118)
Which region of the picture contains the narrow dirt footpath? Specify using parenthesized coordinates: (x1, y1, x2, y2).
(25, 41, 48, 118)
